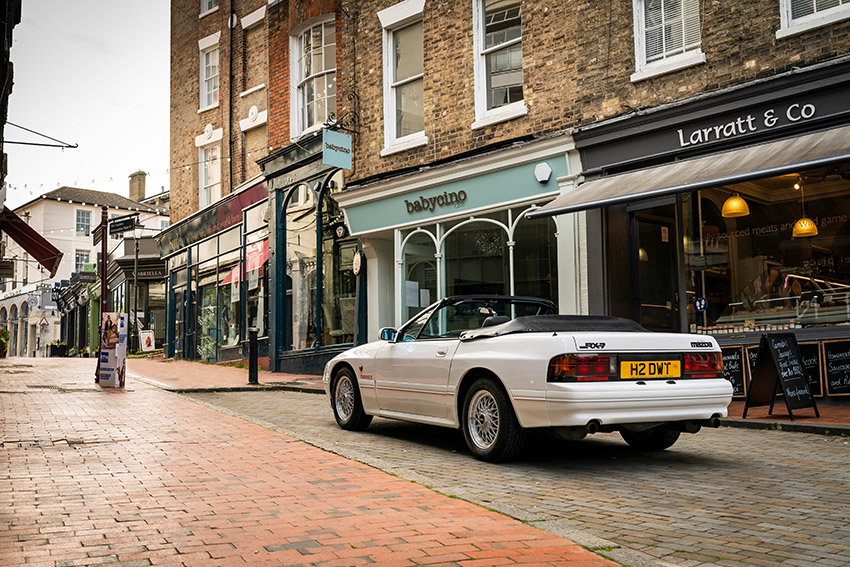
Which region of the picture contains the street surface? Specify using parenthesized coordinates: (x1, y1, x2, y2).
(0, 358, 616, 567)
(185, 388, 850, 567)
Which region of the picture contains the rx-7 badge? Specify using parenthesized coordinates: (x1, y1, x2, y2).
(578, 342, 606, 350)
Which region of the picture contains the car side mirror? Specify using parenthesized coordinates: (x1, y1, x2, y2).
(379, 327, 397, 342)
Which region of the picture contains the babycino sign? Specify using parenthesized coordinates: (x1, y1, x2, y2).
(676, 100, 818, 149)
(405, 190, 467, 214)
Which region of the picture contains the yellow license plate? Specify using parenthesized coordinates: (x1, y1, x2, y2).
(620, 360, 681, 379)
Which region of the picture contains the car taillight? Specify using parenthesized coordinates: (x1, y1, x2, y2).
(683, 352, 723, 378)
(548, 354, 616, 382)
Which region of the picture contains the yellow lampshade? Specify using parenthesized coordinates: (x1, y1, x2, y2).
(721, 194, 749, 217)
(792, 216, 818, 238)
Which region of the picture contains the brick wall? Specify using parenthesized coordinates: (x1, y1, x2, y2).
(345, 0, 850, 185)
(170, 0, 269, 224)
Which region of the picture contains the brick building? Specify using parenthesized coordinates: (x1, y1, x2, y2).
(165, 0, 850, 397)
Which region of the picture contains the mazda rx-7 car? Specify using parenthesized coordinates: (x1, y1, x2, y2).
(323, 295, 732, 462)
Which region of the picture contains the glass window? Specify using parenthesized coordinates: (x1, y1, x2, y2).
(294, 19, 336, 135)
(401, 227, 438, 321)
(201, 0, 219, 12)
(246, 239, 269, 339)
(321, 231, 356, 347)
(75, 250, 90, 273)
(789, 0, 848, 20)
(482, 0, 523, 110)
(286, 193, 317, 349)
(76, 210, 91, 237)
(638, 0, 700, 66)
(201, 47, 219, 108)
(200, 145, 221, 208)
(391, 21, 424, 139)
(684, 166, 850, 333)
(197, 283, 217, 361)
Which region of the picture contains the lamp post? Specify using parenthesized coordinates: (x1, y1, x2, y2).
(132, 223, 143, 353)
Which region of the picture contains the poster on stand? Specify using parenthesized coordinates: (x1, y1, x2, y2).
(99, 312, 127, 388)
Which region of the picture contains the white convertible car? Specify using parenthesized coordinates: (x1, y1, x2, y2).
(323, 295, 733, 462)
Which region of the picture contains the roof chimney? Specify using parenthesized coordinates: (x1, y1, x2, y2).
(129, 171, 146, 202)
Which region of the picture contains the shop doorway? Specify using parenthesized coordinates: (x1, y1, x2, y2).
(631, 201, 682, 332)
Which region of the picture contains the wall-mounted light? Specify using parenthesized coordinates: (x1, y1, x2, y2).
(721, 193, 749, 218)
(638, 247, 649, 262)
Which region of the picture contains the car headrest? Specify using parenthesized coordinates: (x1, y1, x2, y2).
(482, 315, 510, 327)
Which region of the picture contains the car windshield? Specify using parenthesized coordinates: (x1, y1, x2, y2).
(404, 298, 554, 341)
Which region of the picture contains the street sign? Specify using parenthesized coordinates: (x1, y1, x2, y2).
(27, 296, 38, 309)
(0, 259, 13, 278)
(38, 317, 49, 327)
(71, 271, 97, 283)
(109, 214, 139, 235)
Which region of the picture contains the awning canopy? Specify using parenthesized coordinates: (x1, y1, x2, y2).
(219, 239, 269, 285)
(0, 207, 64, 277)
(528, 124, 850, 219)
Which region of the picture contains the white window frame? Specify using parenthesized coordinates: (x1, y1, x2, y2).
(76, 210, 91, 237)
(379, 0, 428, 156)
(471, 0, 527, 130)
(199, 144, 222, 210)
(777, 0, 850, 38)
(630, 0, 706, 83)
(74, 250, 90, 274)
(289, 15, 337, 140)
(200, 0, 219, 18)
(199, 33, 221, 112)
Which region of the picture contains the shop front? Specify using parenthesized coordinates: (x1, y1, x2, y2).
(530, 59, 850, 403)
(158, 179, 270, 363)
(337, 135, 584, 337)
(259, 134, 363, 374)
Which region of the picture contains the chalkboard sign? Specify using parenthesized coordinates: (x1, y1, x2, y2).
(721, 346, 746, 397)
(743, 333, 819, 420)
(824, 339, 850, 396)
(748, 343, 823, 397)
(798, 342, 823, 398)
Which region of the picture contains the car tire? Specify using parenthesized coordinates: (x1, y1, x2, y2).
(620, 428, 680, 451)
(462, 378, 526, 462)
(332, 367, 372, 431)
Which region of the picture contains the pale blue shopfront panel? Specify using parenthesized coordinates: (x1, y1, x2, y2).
(345, 158, 567, 234)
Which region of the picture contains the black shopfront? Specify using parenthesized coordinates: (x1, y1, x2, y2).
(159, 134, 365, 374)
(530, 59, 850, 403)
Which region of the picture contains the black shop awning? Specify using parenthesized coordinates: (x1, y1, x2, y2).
(527, 124, 850, 219)
(0, 207, 64, 277)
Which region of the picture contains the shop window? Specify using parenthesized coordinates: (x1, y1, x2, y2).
(285, 186, 318, 349)
(401, 227, 438, 322)
(778, 0, 850, 37)
(322, 237, 357, 346)
(472, 0, 526, 129)
(246, 239, 269, 339)
(197, 260, 218, 361)
(218, 251, 241, 350)
(291, 17, 336, 138)
(686, 167, 850, 333)
(379, 0, 426, 155)
(630, 0, 705, 82)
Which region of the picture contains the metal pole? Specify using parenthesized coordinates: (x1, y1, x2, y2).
(97, 206, 108, 382)
(133, 232, 139, 353)
(248, 327, 258, 384)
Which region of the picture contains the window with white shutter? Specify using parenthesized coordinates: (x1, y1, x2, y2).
(631, 0, 705, 82)
(778, 0, 850, 38)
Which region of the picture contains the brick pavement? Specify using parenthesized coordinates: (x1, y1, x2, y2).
(125, 357, 850, 433)
(1, 357, 616, 567)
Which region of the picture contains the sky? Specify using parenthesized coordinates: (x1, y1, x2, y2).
(3, 1, 170, 210)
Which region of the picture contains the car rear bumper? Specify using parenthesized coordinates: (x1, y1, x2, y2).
(544, 379, 733, 427)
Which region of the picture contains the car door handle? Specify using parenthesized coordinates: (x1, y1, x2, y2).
(436, 348, 448, 357)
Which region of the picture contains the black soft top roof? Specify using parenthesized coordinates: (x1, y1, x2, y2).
(460, 314, 647, 341)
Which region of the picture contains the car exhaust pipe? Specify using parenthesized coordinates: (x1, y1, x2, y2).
(699, 415, 721, 428)
(586, 420, 601, 434)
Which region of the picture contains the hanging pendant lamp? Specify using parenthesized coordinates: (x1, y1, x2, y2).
(721, 193, 749, 217)
(792, 183, 818, 238)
